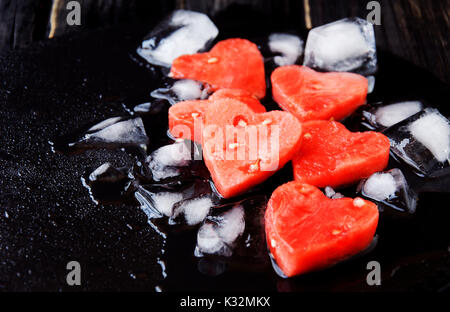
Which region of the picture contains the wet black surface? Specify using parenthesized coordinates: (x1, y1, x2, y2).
(0, 14, 449, 291)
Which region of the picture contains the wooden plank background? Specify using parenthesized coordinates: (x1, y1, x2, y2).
(0, 0, 448, 84)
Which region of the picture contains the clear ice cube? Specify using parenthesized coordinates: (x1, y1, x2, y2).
(194, 204, 245, 257)
(73, 117, 148, 150)
(303, 17, 377, 75)
(385, 108, 450, 177)
(136, 10, 219, 67)
(151, 79, 210, 105)
(362, 101, 424, 130)
(268, 33, 304, 66)
(358, 168, 418, 213)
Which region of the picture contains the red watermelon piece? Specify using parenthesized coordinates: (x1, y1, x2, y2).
(169, 99, 209, 143)
(265, 181, 379, 277)
(170, 38, 266, 99)
(271, 65, 368, 122)
(168, 89, 266, 143)
(202, 99, 302, 198)
(293, 120, 390, 188)
(209, 89, 265, 113)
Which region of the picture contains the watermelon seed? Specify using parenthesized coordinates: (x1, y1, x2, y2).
(271, 239, 277, 248)
(332, 229, 341, 235)
(353, 198, 365, 207)
(249, 159, 261, 173)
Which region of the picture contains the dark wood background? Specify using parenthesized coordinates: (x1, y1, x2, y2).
(0, 0, 448, 85)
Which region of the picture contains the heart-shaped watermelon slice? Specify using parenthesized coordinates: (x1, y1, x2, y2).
(169, 89, 266, 143)
(170, 38, 266, 99)
(202, 99, 302, 198)
(265, 181, 379, 277)
(271, 65, 368, 122)
(293, 120, 390, 188)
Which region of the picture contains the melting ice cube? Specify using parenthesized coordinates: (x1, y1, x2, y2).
(303, 17, 377, 75)
(136, 10, 219, 67)
(147, 141, 195, 181)
(385, 108, 450, 177)
(151, 79, 210, 105)
(134, 186, 184, 218)
(71, 117, 148, 151)
(268, 33, 304, 66)
(195, 204, 245, 257)
(170, 195, 214, 226)
(358, 168, 417, 213)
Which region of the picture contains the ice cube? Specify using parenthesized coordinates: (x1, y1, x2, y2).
(195, 223, 227, 256)
(195, 204, 245, 257)
(358, 168, 418, 213)
(268, 33, 304, 66)
(374, 101, 423, 128)
(362, 172, 397, 200)
(303, 17, 377, 75)
(408, 110, 449, 163)
(147, 141, 194, 181)
(136, 10, 219, 67)
(151, 79, 210, 105)
(385, 108, 450, 177)
(216, 205, 246, 246)
(347, 101, 423, 131)
(170, 195, 214, 226)
(134, 186, 183, 217)
(73, 117, 148, 150)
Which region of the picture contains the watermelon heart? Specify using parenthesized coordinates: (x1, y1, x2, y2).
(169, 89, 266, 143)
(265, 181, 379, 277)
(202, 98, 302, 198)
(293, 120, 390, 188)
(271, 65, 368, 122)
(170, 38, 266, 99)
